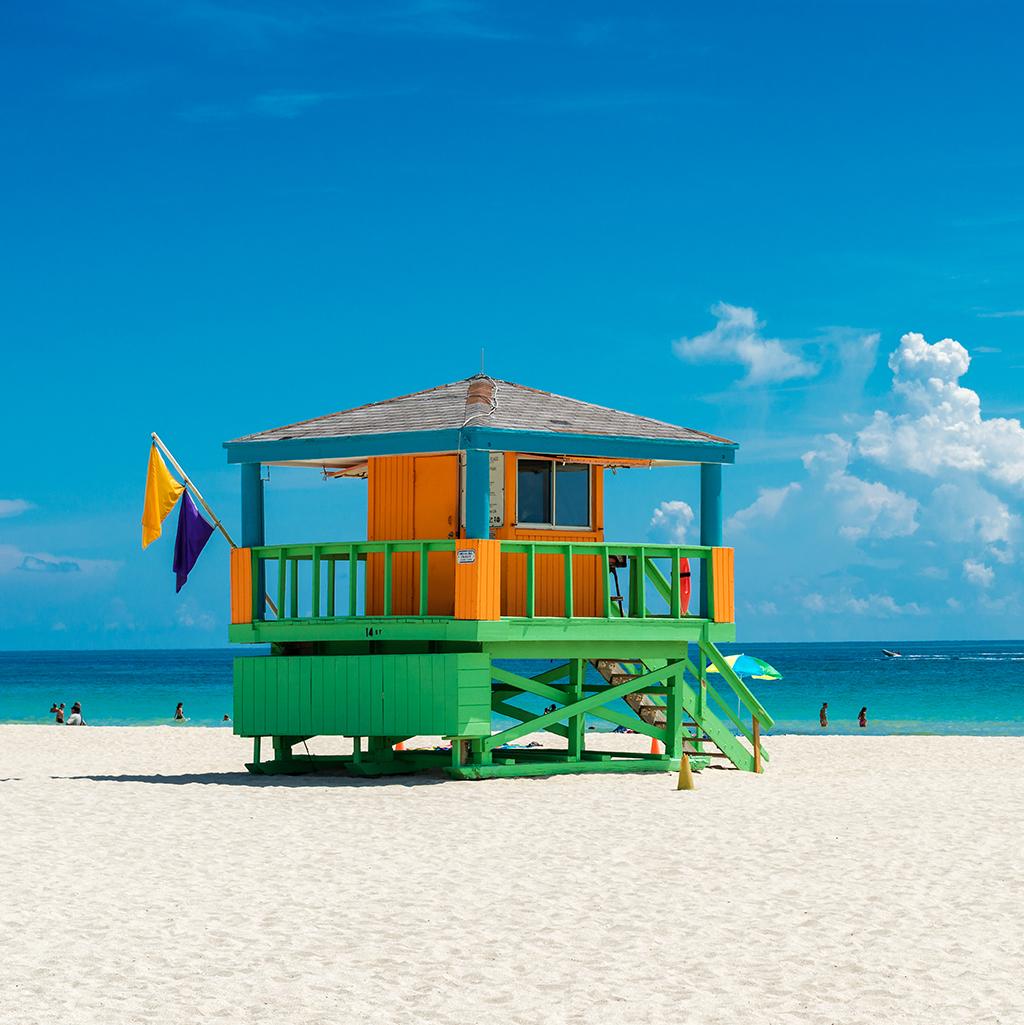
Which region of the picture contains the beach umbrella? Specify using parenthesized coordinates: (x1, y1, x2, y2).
(706, 654, 782, 717)
(706, 653, 782, 681)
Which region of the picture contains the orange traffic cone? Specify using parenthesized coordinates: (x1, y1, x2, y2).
(650, 738, 663, 755)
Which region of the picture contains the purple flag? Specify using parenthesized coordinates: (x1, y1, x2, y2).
(172, 491, 215, 592)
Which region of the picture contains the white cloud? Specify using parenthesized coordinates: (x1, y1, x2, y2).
(962, 559, 995, 587)
(802, 434, 919, 541)
(927, 482, 1017, 546)
(890, 330, 970, 380)
(803, 590, 925, 616)
(0, 499, 32, 518)
(828, 475, 919, 541)
(792, 334, 1022, 616)
(801, 432, 852, 473)
(979, 592, 1019, 614)
(176, 602, 217, 630)
(19, 555, 80, 574)
(946, 597, 962, 611)
(922, 481, 1019, 568)
(866, 594, 925, 616)
(672, 302, 819, 386)
(727, 483, 801, 532)
(650, 500, 694, 542)
(857, 331, 1024, 487)
(0, 544, 119, 578)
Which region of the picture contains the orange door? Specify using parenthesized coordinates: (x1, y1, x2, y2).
(414, 456, 459, 615)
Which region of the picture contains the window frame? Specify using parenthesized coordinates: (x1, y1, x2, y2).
(515, 457, 592, 531)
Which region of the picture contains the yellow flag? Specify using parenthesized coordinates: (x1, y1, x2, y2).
(142, 444, 184, 548)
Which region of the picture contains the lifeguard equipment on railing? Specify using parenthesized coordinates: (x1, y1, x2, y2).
(608, 553, 691, 615)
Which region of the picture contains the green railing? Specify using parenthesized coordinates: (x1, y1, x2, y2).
(500, 541, 715, 619)
(247, 539, 723, 622)
(250, 540, 457, 622)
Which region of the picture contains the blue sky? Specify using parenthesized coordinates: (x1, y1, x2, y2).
(1, 1, 1023, 648)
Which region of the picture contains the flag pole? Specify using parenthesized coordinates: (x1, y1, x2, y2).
(150, 432, 278, 617)
(150, 432, 236, 548)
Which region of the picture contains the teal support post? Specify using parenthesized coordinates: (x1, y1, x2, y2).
(465, 448, 491, 540)
(699, 463, 722, 618)
(241, 462, 265, 617)
(241, 463, 265, 547)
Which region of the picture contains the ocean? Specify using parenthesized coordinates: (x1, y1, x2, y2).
(2, 640, 1023, 735)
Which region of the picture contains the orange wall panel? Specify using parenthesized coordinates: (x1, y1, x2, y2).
(366, 454, 458, 616)
(711, 546, 735, 623)
(454, 539, 501, 620)
(230, 547, 253, 624)
(413, 456, 458, 614)
(366, 456, 415, 615)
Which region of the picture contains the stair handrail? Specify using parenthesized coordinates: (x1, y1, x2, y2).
(698, 640, 775, 730)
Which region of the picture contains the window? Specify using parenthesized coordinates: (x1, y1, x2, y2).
(517, 460, 551, 525)
(555, 463, 589, 526)
(517, 459, 591, 528)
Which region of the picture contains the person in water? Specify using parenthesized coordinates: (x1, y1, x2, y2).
(49, 702, 58, 713)
(858, 706, 868, 728)
(174, 702, 185, 721)
(819, 702, 828, 728)
(66, 702, 86, 726)
(54, 703, 65, 724)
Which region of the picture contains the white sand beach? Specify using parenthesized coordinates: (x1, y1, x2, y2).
(2, 726, 1022, 1025)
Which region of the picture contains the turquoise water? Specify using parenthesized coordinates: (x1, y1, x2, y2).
(2, 641, 1023, 735)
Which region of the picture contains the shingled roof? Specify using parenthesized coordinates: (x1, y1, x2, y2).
(228, 376, 735, 447)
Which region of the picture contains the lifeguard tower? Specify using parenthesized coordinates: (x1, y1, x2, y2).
(225, 375, 773, 779)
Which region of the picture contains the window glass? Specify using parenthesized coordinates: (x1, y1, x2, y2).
(555, 463, 590, 527)
(517, 460, 552, 524)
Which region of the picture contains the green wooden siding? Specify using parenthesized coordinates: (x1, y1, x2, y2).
(234, 653, 492, 738)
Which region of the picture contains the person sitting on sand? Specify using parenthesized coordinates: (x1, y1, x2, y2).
(54, 703, 65, 724)
(66, 702, 86, 726)
(819, 702, 828, 729)
(858, 706, 868, 728)
(174, 702, 185, 721)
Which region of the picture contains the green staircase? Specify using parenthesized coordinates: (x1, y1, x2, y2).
(589, 638, 770, 773)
